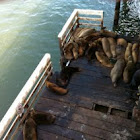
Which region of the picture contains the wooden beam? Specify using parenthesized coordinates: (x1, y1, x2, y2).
(113, 0, 121, 27)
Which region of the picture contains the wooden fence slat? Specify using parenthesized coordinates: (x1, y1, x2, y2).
(79, 23, 101, 27)
(78, 17, 102, 21)
(77, 9, 103, 16)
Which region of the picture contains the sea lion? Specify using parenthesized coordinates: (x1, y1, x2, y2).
(84, 31, 101, 41)
(132, 43, 139, 63)
(46, 81, 68, 95)
(77, 28, 95, 38)
(123, 56, 135, 83)
(75, 38, 88, 57)
(138, 46, 140, 63)
(130, 69, 140, 89)
(72, 43, 79, 59)
(100, 29, 117, 38)
(117, 38, 127, 48)
(72, 27, 84, 38)
(101, 37, 112, 58)
(125, 43, 132, 62)
(95, 51, 114, 67)
(29, 109, 56, 125)
(56, 66, 81, 87)
(116, 45, 125, 59)
(86, 42, 97, 61)
(110, 58, 126, 87)
(23, 117, 37, 140)
(63, 41, 74, 60)
(108, 37, 117, 58)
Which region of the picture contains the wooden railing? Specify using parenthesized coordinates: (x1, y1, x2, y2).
(58, 9, 104, 50)
(0, 53, 53, 139)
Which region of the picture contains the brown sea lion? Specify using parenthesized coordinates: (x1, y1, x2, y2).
(29, 109, 56, 125)
(77, 28, 95, 38)
(63, 41, 74, 60)
(23, 118, 37, 140)
(138, 46, 140, 63)
(75, 38, 88, 57)
(95, 51, 114, 67)
(100, 29, 117, 38)
(117, 38, 127, 48)
(56, 66, 81, 87)
(84, 31, 101, 41)
(72, 27, 84, 38)
(123, 56, 135, 83)
(110, 58, 126, 87)
(86, 42, 97, 61)
(72, 43, 79, 59)
(116, 45, 125, 59)
(108, 37, 117, 58)
(46, 81, 68, 95)
(132, 43, 139, 63)
(125, 43, 132, 62)
(101, 37, 112, 58)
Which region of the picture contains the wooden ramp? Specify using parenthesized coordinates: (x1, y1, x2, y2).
(18, 57, 137, 140)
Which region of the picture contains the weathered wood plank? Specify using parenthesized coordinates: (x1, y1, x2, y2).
(77, 9, 103, 16)
(41, 87, 93, 109)
(35, 102, 134, 137)
(35, 97, 136, 129)
(54, 117, 132, 140)
(79, 23, 101, 27)
(38, 124, 101, 140)
(78, 17, 102, 21)
(41, 85, 133, 112)
(16, 129, 70, 140)
(37, 129, 71, 140)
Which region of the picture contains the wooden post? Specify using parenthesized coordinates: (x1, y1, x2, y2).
(113, 0, 121, 27)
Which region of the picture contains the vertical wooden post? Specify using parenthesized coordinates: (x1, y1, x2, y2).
(113, 0, 121, 27)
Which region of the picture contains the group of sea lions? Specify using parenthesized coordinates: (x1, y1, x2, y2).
(62, 27, 140, 88)
(23, 109, 55, 140)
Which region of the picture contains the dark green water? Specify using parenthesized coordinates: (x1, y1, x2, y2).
(0, 0, 139, 120)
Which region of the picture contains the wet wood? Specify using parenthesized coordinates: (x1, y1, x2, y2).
(114, 0, 121, 27)
(35, 97, 136, 129)
(17, 128, 71, 140)
(17, 56, 137, 139)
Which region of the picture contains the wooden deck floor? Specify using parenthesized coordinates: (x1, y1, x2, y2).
(18, 57, 137, 140)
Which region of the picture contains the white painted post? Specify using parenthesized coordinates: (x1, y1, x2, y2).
(0, 53, 51, 139)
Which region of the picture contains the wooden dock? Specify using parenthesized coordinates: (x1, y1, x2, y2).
(1, 9, 139, 140)
(18, 57, 137, 140)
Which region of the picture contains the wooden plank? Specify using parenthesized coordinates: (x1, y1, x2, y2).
(79, 23, 101, 27)
(37, 129, 71, 140)
(35, 103, 134, 137)
(35, 97, 136, 129)
(38, 124, 101, 140)
(61, 18, 78, 46)
(41, 87, 93, 109)
(68, 83, 132, 101)
(16, 129, 70, 140)
(54, 117, 132, 140)
(77, 9, 103, 16)
(78, 17, 102, 21)
(58, 9, 78, 40)
(41, 85, 133, 112)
